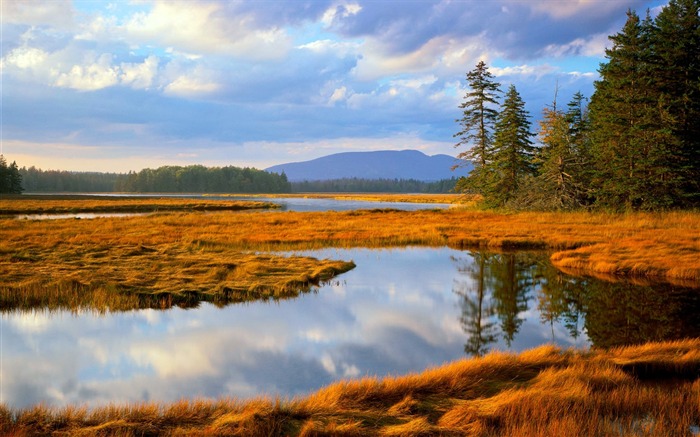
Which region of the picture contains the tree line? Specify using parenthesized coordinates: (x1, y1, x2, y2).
(455, 0, 699, 210)
(114, 165, 291, 193)
(291, 177, 458, 193)
(0, 155, 24, 194)
(13, 164, 292, 194)
(12, 164, 457, 194)
(20, 167, 120, 192)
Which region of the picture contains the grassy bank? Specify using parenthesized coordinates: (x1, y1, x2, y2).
(1, 208, 698, 311)
(1, 339, 698, 436)
(212, 192, 474, 204)
(0, 195, 277, 215)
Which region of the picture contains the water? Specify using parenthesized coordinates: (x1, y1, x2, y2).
(14, 212, 149, 220)
(219, 196, 452, 212)
(8, 194, 451, 220)
(2, 247, 697, 408)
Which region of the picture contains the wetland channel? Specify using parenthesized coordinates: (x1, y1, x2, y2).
(2, 247, 698, 409)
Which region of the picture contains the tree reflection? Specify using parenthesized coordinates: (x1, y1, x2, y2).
(491, 254, 535, 347)
(453, 253, 498, 356)
(453, 251, 700, 355)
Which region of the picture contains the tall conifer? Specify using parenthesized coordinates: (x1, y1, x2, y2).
(487, 84, 535, 207)
(588, 11, 668, 210)
(652, 0, 700, 206)
(454, 61, 501, 195)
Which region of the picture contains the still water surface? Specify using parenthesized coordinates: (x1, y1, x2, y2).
(13, 195, 451, 220)
(2, 247, 698, 408)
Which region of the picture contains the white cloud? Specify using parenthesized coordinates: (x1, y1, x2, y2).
(164, 75, 220, 97)
(297, 39, 361, 56)
(491, 64, 558, 78)
(543, 32, 611, 58)
(121, 1, 292, 60)
(2, 46, 48, 69)
(54, 53, 120, 91)
(353, 35, 491, 81)
(120, 55, 159, 89)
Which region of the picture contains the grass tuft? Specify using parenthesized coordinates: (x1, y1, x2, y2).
(2, 340, 698, 435)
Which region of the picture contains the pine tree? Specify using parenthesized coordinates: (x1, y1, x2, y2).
(0, 155, 7, 193)
(487, 84, 535, 207)
(588, 10, 670, 210)
(453, 61, 501, 195)
(652, 0, 700, 206)
(0, 155, 23, 194)
(8, 161, 24, 194)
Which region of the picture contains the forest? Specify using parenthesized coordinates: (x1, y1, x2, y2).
(113, 165, 291, 193)
(11, 165, 457, 194)
(455, 1, 699, 210)
(291, 177, 458, 193)
(12, 164, 292, 194)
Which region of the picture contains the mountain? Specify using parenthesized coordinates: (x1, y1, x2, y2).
(265, 150, 471, 182)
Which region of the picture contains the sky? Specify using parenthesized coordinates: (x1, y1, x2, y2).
(1, 0, 666, 173)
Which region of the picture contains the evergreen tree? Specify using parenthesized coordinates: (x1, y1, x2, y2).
(652, 0, 700, 206)
(529, 92, 591, 210)
(486, 84, 535, 207)
(8, 161, 24, 194)
(588, 11, 671, 210)
(453, 61, 501, 195)
(0, 155, 23, 194)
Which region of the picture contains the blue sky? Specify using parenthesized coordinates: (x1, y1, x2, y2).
(1, 0, 665, 172)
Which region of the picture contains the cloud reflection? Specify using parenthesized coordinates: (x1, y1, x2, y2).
(2, 247, 587, 408)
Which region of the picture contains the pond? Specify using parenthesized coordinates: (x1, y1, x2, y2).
(13, 212, 150, 220)
(218, 196, 452, 212)
(1, 247, 698, 408)
(8, 195, 451, 220)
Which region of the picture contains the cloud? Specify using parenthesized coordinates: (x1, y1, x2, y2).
(328, 86, 349, 105)
(0, 0, 75, 29)
(164, 75, 220, 97)
(120, 1, 292, 60)
(542, 32, 612, 58)
(54, 53, 120, 91)
(120, 55, 159, 89)
(1, 45, 48, 69)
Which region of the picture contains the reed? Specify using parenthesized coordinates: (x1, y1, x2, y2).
(2, 339, 698, 436)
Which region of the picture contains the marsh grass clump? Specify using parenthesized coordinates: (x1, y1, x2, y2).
(0, 194, 277, 215)
(2, 340, 698, 436)
(0, 238, 355, 312)
(1, 207, 699, 311)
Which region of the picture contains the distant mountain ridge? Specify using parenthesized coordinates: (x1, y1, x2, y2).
(266, 150, 471, 182)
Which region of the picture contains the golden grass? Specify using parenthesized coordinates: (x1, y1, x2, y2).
(2, 339, 698, 436)
(211, 192, 476, 205)
(0, 194, 277, 214)
(1, 208, 698, 312)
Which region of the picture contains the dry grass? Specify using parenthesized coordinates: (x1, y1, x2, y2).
(0, 194, 277, 215)
(1, 208, 699, 312)
(2, 339, 698, 436)
(213, 192, 476, 205)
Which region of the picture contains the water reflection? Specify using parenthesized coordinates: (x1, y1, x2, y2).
(452, 251, 699, 356)
(1, 248, 698, 408)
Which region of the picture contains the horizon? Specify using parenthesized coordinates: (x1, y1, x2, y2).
(1, 0, 666, 173)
